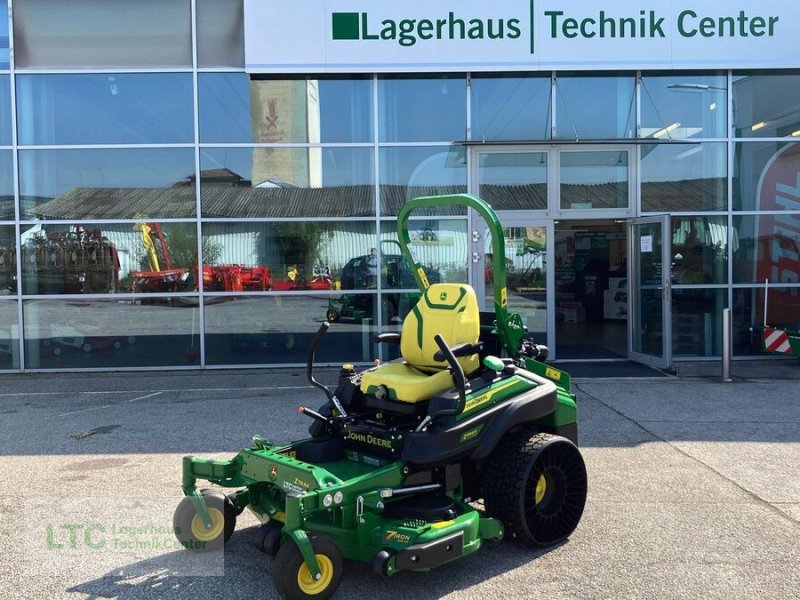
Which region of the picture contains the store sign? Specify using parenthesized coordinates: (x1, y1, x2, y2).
(244, 0, 800, 72)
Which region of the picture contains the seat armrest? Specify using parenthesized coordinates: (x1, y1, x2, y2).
(433, 341, 483, 362)
(374, 332, 401, 345)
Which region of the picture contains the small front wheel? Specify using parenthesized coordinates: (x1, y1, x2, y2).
(173, 489, 236, 552)
(272, 533, 343, 600)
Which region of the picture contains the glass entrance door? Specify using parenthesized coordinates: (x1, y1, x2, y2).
(471, 147, 553, 351)
(628, 216, 672, 369)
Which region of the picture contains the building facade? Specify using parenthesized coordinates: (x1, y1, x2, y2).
(0, 0, 798, 371)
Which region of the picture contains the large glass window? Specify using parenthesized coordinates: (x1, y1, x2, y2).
(734, 141, 800, 212)
(0, 76, 11, 145)
(200, 75, 374, 143)
(23, 298, 200, 369)
(0, 150, 13, 220)
(379, 146, 467, 216)
(471, 74, 551, 141)
(204, 295, 378, 366)
(642, 143, 727, 212)
(12, 0, 192, 68)
(670, 217, 728, 285)
(560, 150, 628, 210)
(555, 74, 635, 140)
(197, 0, 244, 68)
(378, 75, 466, 142)
(16, 74, 193, 145)
(672, 289, 726, 357)
(733, 72, 800, 138)
(0, 0, 9, 69)
(0, 224, 16, 294)
(19, 221, 197, 296)
(0, 299, 19, 369)
(477, 151, 547, 211)
(733, 215, 800, 285)
(733, 287, 800, 356)
(199, 147, 374, 218)
(640, 72, 727, 139)
(19, 149, 197, 220)
(201, 221, 375, 292)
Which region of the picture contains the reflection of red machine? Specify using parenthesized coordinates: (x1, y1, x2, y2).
(271, 264, 333, 290)
(201, 264, 271, 292)
(130, 223, 190, 293)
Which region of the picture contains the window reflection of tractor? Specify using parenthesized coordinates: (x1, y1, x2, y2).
(130, 222, 271, 294)
(271, 262, 333, 291)
(327, 243, 441, 324)
(20, 225, 120, 294)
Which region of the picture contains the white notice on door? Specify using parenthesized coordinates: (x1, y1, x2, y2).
(640, 235, 653, 253)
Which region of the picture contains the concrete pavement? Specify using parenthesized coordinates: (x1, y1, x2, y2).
(0, 366, 797, 599)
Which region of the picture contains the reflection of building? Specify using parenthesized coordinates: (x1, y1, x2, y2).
(250, 79, 321, 187)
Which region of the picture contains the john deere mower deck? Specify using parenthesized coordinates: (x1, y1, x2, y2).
(174, 194, 588, 600)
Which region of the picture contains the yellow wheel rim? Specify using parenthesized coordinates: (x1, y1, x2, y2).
(297, 554, 334, 595)
(535, 474, 547, 505)
(190, 507, 225, 542)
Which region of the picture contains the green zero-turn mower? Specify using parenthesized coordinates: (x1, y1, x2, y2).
(174, 194, 588, 600)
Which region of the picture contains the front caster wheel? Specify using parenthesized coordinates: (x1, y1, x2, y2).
(173, 489, 236, 552)
(272, 533, 343, 600)
(484, 431, 587, 547)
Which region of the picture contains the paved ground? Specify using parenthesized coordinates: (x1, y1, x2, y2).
(0, 366, 798, 599)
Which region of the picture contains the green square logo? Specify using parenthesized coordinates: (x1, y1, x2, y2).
(332, 12, 360, 40)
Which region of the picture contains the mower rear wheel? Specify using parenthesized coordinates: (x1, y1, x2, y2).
(483, 431, 587, 547)
(173, 489, 236, 552)
(272, 533, 343, 600)
(255, 520, 283, 556)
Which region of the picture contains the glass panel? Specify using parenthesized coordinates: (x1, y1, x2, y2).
(642, 143, 726, 212)
(640, 72, 727, 139)
(23, 298, 200, 369)
(733, 215, 800, 284)
(0, 224, 16, 294)
(201, 221, 375, 292)
(13, 0, 192, 68)
(555, 74, 635, 139)
(633, 221, 663, 356)
(733, 72, 800, 138)
(206, 295, 378, 365)
(560, 151, 628, 210)
(19, 222, 197, 295)
(16, 74, 193, 145)
(672, 289, 725, 357)
(200, 75, 374, 143)
(0, 76, 11, 145)
(733, 141, 799, 212)
(670, 217, 728, 285)
(0, 1, 9, 69)
(478, 152, 547, 211)
(199, 147, 374, 218)
(19, 149, 196, 220)
(733, 287, 800, 356)
(485, 226, 548, 348)
(379, 146, 467, 216)
(471, 74, 551, 141)
(380, 219, 469, 288)
(197, 0, 244, 68)
(378, 75, 466, 142)
(0, 299, 19, 369)
(554, 221, 628, 359)
(0, 150, 13, 219)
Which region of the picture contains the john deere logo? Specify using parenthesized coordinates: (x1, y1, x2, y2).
(332, 11, 522, 47)
(439, 291, 447, 301)
(269, 465, 278, 480)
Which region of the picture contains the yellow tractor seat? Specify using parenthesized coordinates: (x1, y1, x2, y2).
(360, 283, 481, 404)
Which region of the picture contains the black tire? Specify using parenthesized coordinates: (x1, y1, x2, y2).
(255, 520, 283, 556)
(483, 431, 587, 547)
(173, 489, 236, 552)
(272, 533, 343, 600)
